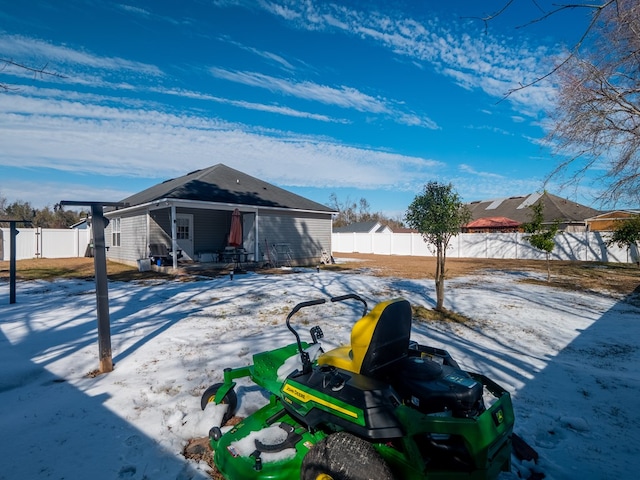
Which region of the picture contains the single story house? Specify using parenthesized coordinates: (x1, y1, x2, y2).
(585, 210, 640, 231)
(103, 164, 336, 268)
(333, 221, 393, 234)
(466, 192, 601, 232)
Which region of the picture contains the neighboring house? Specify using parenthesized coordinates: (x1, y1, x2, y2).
(70, 218, 89, 230)
(333, 221, 393, 234)
(466, 192, 601, 232)
(462, 216, 520, 233)
(585, 210, 640, 231)
(103, 164, 336, 267)
(69, 218, 93, 257)
(390, 226, 418, 234)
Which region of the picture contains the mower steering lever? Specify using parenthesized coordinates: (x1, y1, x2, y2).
(286, 299, 327, 372)
(330, 293, 368, 317)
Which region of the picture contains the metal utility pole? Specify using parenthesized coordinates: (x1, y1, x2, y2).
(0, 219, 32, 304)
(60, 201, 126, 373)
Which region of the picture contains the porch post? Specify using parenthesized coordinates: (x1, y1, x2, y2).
(170, 203, 178, 269)
(254, 209, 260, 265)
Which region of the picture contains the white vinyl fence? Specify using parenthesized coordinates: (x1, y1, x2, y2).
(332, 231, 637, 264)
(2, 228, 636, 264)
(1, 227, 91, 261)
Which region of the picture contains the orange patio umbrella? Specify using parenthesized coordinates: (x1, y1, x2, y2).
(228, 208, 242, 247)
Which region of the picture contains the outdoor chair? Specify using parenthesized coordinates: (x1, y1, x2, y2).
(149, 243, 182, 266)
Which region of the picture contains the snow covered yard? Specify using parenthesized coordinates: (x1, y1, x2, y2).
(1, 267, 638, 479)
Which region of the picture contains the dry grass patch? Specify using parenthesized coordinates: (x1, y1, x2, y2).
(0, 257, 169, 282)
(412, 304, 473, 324)
(3, 254, 638, 301)
(334, 253, 640, 298)
(519, 261, 640, 299)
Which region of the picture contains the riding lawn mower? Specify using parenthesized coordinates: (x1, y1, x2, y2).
(201, 294, 515, 479)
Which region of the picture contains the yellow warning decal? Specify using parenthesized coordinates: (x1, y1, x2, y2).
(283, 383, 359, 419)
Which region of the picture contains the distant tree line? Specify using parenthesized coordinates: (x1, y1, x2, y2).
(328, 193, 405, 230)
(0, 193, 86, 228)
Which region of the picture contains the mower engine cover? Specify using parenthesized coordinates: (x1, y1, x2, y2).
(392, 355, 485, 418)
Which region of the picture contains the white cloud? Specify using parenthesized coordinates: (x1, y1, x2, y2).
(209, 67, 389, 113)
(209, 67, 439, 128)
(0, 178, 132, 209)
(222, 37, 296, 71)
(0, 34, 163, 77)
(0, 89, 443, 194)
(458, 164, 505, 179)
(155, 86, 345, 123)
(257, 1, 560, 116)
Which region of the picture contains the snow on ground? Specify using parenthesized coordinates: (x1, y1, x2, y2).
(1, 266, 639, 479)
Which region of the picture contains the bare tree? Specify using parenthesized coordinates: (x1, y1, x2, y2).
(475, 1, 638, 205)
(472, 1, 616, 96)
(328, 193, 405, 230)
(544, 0, 640, 206)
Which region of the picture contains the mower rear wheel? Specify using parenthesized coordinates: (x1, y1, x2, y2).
(301, 432, 394, 480)
(200, 383, 237, 425)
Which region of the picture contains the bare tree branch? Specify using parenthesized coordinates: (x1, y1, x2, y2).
(462, 0, 516, 34)
(545, 0, 640, 205)
(1, 58, 66, 91)
(503, 2, 614, 99)
(472, 1, 638, 205)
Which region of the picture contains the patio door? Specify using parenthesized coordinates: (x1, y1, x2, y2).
(176, 213, 194, 260)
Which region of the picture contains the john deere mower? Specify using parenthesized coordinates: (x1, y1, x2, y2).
(201, 294, 515, 480)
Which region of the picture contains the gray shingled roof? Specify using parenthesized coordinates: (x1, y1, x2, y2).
(333, 221, 382, 233)
(120, 164, 333, 212)
(466, 192, 601, 224)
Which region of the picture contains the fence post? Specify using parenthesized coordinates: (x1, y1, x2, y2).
(0, 219, 32, 304)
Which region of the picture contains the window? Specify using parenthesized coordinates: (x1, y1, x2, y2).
(176, 216, 190, 240)
(112, 217, 121, 247)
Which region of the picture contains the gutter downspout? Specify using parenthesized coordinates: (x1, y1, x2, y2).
(171, 203, 178, 269)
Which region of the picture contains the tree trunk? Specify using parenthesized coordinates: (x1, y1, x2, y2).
(435, 243, 446, 311)
(546, 252, 551, 282)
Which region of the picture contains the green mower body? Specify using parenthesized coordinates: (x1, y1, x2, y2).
(203, 295, 515, 480)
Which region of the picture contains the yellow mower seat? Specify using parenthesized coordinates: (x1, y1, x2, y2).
(318, 298, 412, 377)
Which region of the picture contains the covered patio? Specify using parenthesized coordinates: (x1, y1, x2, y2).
(104, 164, 335, 269)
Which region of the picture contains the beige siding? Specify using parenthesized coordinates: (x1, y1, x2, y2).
(258, 210, 331, 265)
(106, 205, 332, 266)
(588, 212, 637, 232)
(106, 212, 148, 263)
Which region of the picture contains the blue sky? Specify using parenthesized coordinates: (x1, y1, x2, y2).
(0, 1, 600, 217)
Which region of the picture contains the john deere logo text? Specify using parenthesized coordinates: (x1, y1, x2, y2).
(282, 383, 358, 419)
(284, 384, 308, 401)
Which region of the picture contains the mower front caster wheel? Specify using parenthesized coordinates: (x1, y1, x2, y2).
(301, 432, 394, 480)
(200, 382, 238, 425)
